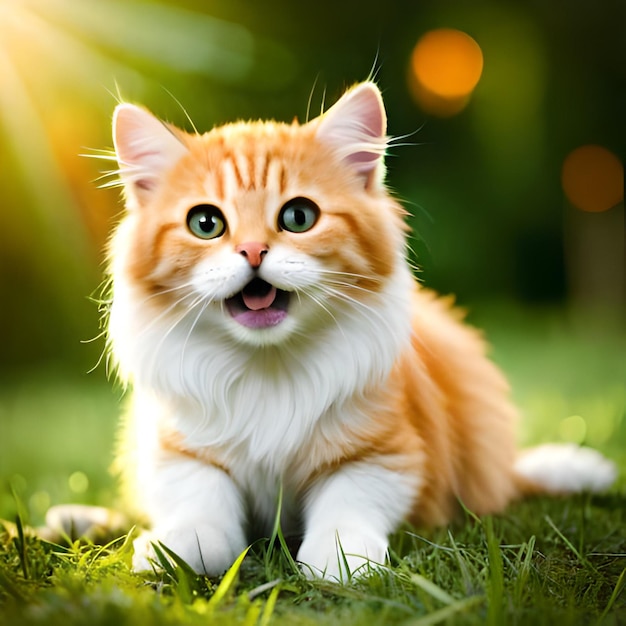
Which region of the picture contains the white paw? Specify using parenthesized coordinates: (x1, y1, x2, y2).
(43, 504, 128, 541)
(515, 443, 617, 493)
(297, 527, 388, 582)
(132, 523, 247, 576)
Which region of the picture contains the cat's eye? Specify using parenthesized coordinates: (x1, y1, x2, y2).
(278, 197, 320, 233)
(186, 204, 227, 240)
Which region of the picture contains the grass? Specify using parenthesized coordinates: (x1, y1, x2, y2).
(0, 304, 625, 625)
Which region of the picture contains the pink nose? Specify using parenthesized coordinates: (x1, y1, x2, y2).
(235, 242, 269, 269)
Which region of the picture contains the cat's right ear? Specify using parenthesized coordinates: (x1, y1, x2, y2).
(314, 82, 388, 190)
(113, 104, 188, 208)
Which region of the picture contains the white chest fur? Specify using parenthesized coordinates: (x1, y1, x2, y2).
(110, 262, 415, 465)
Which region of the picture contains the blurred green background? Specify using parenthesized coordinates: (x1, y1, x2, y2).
(0, 0, 624, 523)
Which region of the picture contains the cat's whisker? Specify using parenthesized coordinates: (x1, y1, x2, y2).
(161, 86, 200, 135)
(319, 278, 379, 297)
(314, 268, 383, 284)
(97, 177, 127, 190)
(136, 280, 199, 306)
(178, 295, 214, 388)
(83, 330, 109, 375)
(316, 283, 391, 331)
(299, 288, 342, 330)
(80, 149, 118, 162)
(80, 149, 133, 189)
(136, 292, 207, 376)
(135, 290, 199, 341)
(145, 292, 208, 381)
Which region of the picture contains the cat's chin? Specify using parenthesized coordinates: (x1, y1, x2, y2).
(225, 278, 290, 330)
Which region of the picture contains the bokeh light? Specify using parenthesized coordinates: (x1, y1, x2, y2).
(561, 145, 624, 213)
(68, 471, 89, 494)
(558, 414, 587, 444)
(409, 28, 484, 117)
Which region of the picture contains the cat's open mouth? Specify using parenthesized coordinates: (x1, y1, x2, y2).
(225, 278, 289, 329)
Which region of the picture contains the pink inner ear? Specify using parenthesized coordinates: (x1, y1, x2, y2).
(358, 93, 385, 139)
(345, 150, 381, 170)
(113, 104, 188, 198)
(315, 82, 388, 180)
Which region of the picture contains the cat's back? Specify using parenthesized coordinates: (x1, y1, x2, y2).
(394, 287, 519, 524)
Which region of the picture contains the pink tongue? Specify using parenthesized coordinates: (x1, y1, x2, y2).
(242, 286, 277, 311)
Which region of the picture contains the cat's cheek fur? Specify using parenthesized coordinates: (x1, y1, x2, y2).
(297, 462, 421, 581)
(189, 253, 251, 302)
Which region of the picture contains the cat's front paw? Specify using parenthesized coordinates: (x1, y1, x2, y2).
(297, 527, 388, 582)
(132, 523, 247, 576)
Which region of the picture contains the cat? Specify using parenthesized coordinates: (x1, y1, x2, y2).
(104, 81, 616, 581)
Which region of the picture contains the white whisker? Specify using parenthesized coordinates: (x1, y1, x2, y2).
(137, 280, 199, 305)
(314, 268, 383, 284)
(178, 295, 213, 385)
(135, 290, 198, 341)
(315, 282, 391, 331)
(80, 150, 118, 162)
(137, 291, 206, 378)
(298, 288, 343, 335)
(319, 278, 379, 298)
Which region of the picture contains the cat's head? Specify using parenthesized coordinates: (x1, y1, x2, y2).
(110, 82, 408, 348)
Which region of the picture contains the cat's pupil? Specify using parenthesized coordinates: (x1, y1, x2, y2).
(294, 209, 306, 226)
(199, 216, 217, 232)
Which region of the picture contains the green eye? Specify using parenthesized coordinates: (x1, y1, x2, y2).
(278, 197, 320, 233)
(187, 204, 226, 240)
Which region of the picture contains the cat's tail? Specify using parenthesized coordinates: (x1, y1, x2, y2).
(513, 443, 617, 497)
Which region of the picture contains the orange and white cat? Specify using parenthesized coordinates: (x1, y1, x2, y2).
(108, 82, 615, 580)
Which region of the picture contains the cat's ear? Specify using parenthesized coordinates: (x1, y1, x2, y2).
(113, 104, 188, 207)
(315, 82, 388, 189)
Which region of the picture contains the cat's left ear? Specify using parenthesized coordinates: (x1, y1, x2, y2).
(315, 82, 388, 190)
(113, 103, 188, 208)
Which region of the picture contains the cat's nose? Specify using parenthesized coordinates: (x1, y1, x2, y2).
(236, 242, 269, 269)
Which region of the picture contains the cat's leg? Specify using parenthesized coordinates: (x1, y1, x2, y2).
(297, 461, 419, 581)
(133, 456, 247, 576)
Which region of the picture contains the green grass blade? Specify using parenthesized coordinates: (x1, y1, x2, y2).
(335, 533, 351, 583)
(242, 600, 262, 626)
(447, 530, 475, 595)
(485, 517, 503, 626)
(545, 514, 594, 570)
(265, 482, 300, 577)
(151, 541, 178, 580)
(598, 566, 626, 624)
(409, 573, 455, 606)
(14, 514, 29, 580)
(259, 583, 281, 626)
(247, 578, 282, 602)
(402, 595, 484, 626)
(206, 546, 250, 611)
(156, 540, 201, 581)
(153, 540, 209, 604)
(513, 535, 536, 605)
(0, 568, 27, 602)
(269, 483, 284, 547)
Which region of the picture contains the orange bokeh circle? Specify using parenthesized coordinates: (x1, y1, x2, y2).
(411, 28, 484, 99)
(561, 145, 624, 212)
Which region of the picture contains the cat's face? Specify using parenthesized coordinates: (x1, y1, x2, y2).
(111, 83, 406, 347)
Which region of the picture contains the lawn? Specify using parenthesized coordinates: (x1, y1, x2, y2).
(1, 304, 624, 625)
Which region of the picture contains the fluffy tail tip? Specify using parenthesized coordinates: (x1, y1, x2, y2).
(514, 443, 617, 494)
